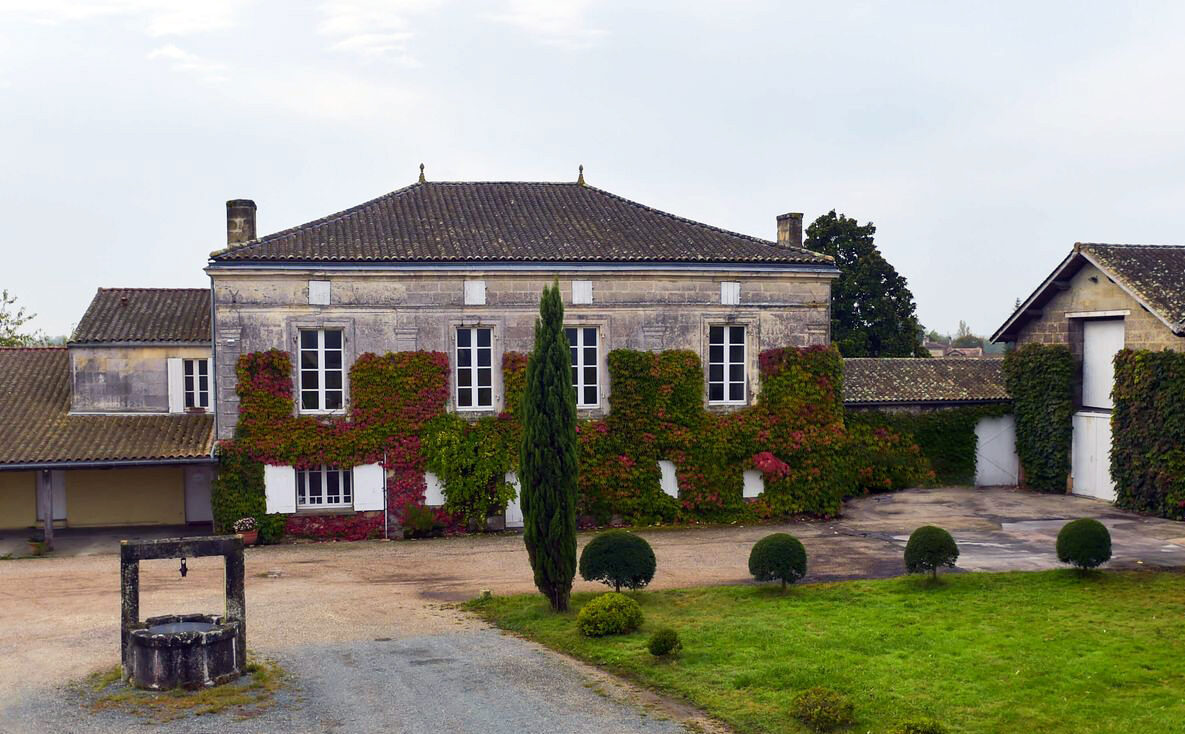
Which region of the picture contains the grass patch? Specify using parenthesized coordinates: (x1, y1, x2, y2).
(85, 659, 285, 722)
(468, 570, 1185, 733)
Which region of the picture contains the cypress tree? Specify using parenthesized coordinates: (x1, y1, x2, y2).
(519, 282, 578, 611)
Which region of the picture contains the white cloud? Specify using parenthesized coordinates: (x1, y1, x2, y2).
(0, 0, 241, 35)
(489, 0, 604, 50)
(147, 44, 227, 83)
(319, 0, 443, 64)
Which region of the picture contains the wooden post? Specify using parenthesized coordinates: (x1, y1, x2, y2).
(37, 470, 54, 551)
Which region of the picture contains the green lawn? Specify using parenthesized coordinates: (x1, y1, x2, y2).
(468, 571, 1185, 733)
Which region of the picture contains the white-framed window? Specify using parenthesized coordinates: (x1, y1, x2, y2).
(299, 329, 344, 412)
(456, 326, 493, 410)
(296, 466, 352, 508)
(565, 326, 599, 408)
(708, 325, 746, 404)
(183, 358, 210, 410)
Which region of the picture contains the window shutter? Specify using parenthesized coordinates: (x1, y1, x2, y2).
(463, 280, 486, 305)
(658, 460, 680, 498)
(308, 280, 331, 305)
(353, 464, 385, 511)
(167, 358, 185, 413)
(572, 280, 593, 304)
(423, 472, 446, 506)
(720, 282, 741, 305)
(264, 465, 297, 514)
(742, 469, 764, 498)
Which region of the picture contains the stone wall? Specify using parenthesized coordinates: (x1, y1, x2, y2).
(210, 268, 833, 438)
(71, 345, 213, 413)
(1016, 262, 1185, 354)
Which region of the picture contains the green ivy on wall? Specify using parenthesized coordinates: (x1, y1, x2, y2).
(213, 343, 933, 538)
(846, 404, 1010, 486)
(1112, 349, 1185, 520)
(1003, 343, 1074, 492)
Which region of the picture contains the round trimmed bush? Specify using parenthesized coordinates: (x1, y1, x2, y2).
(890, 719, 950, 734)
(1056, 518, 1112, 571)
(790, 687, 854, 732)
(647, 626, 681, 657)
(904, 525, 959, 580)
(576, 592, 643, 637)
(579, 530, 657, 592)
(748, 533, 807, 590)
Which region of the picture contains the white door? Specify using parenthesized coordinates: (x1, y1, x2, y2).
(975, 415, 1019, 486)
(36, 470, 67, 523)
(504, 472, 524, 529)
(1072, 412, 1116, 501)
(1082, 319, 1124, 410)
(184, 465, 214, 524)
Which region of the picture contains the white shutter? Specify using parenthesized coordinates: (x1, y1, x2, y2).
(658, 460, 679, 498)
(572, 280, 593, 304)
(504, 472, 524, 528)
(264, 465, 297, 514)
(353, 463, 385, 511)
(308, 280, 331, 305)
(721, 282, 741, 305)
(742, 469, 765, 498)
(167, 358, 185, 413)
(423, 472, 446, 506)
(463, 280, 486, 305)
(1082, 319, 1124, 409)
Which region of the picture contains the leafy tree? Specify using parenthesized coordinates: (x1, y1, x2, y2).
(951, 320, 983, 349)
(925, 329, 949, 345)
(520, 281, 579, 611)
(0, 290, 41, 346)
(806, 212, 927, 357)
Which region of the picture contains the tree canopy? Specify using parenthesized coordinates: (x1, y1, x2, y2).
(0, 290, 41, 346)
(805, 211, 927, 358)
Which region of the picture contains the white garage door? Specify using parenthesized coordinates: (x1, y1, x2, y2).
(975, 415, 1019, 486)
(1072, 411, 1116, 501)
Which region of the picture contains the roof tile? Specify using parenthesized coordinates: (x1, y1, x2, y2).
(843, 358, 1009, 405)
(71, 288, 210, 343)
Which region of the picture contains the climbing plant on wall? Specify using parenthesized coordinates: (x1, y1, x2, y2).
(1003, 343, 1074, 492)
(1112, 349, 1185, 520)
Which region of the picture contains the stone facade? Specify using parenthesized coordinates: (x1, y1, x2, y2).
(70, 344, 213, 413)
(1015, 261, 1185, 356)
(210, 268, 833, 439)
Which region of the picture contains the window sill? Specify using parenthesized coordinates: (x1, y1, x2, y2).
(294, 506, 355, 515)
(298, 410, 348, 417)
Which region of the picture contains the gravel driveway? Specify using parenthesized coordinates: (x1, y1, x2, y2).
(3, 487, 1183, 732)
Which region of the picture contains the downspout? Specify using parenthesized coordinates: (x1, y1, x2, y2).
(209, 270, 219, 450)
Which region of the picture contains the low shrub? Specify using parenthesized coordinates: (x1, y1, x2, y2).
(576, 592, 643, 637)
(904, 525, 959, 580)
(748, 533, 808, 590)
(647, 627, 681, 657)
(579, 530, 657, 592)
(889, 719, 950, 734)
(402, 504, 444, 539)
(790, 687, 855, 732)
(1056, 518, 1112, 571)
(258, 513, 286, 544)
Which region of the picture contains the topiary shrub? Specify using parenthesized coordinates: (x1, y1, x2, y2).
(748, 533, 808, 590)
(647, 627, 681, 657)
(1056, 518, 1112, 571)
(904, 525, 959, 580)
(576, 592, 643, 637)
(579, 530, 657, 592)
(889, 719, 949, 734)
(790, 687, 855, 732)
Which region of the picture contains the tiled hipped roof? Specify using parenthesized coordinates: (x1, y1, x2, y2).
(843, 358, 1009, 405)
(0, 348, 214, 466)
(210, 181, 833, 265)
(1079, 244, 1185, 330)
(72, 288, 211, 343)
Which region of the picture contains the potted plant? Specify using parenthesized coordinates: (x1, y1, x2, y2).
(233, 517, 259, 546)
(27, 535, 48, 556)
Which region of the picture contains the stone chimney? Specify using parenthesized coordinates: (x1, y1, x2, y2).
(226, 199, 257, 246)
(777, 212, 803, 249)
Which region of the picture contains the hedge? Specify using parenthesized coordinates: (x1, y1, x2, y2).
(1112, 349, 1185, 519)
(846, 404, 1010, 486)
(1003, 344, 1074, 491)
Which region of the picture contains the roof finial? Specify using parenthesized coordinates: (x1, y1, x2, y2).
(577, 164, 585, 186)
(418, 163, 426, 184)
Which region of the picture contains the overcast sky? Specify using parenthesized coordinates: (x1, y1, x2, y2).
(4, 1, 1184, 338)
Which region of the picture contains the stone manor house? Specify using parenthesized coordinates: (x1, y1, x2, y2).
(3, 172, 853, 530)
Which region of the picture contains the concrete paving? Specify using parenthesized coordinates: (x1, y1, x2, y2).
(0, 523, 212, 558)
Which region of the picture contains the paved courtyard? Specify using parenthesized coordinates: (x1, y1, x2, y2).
(2, 487, 1184, 732)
